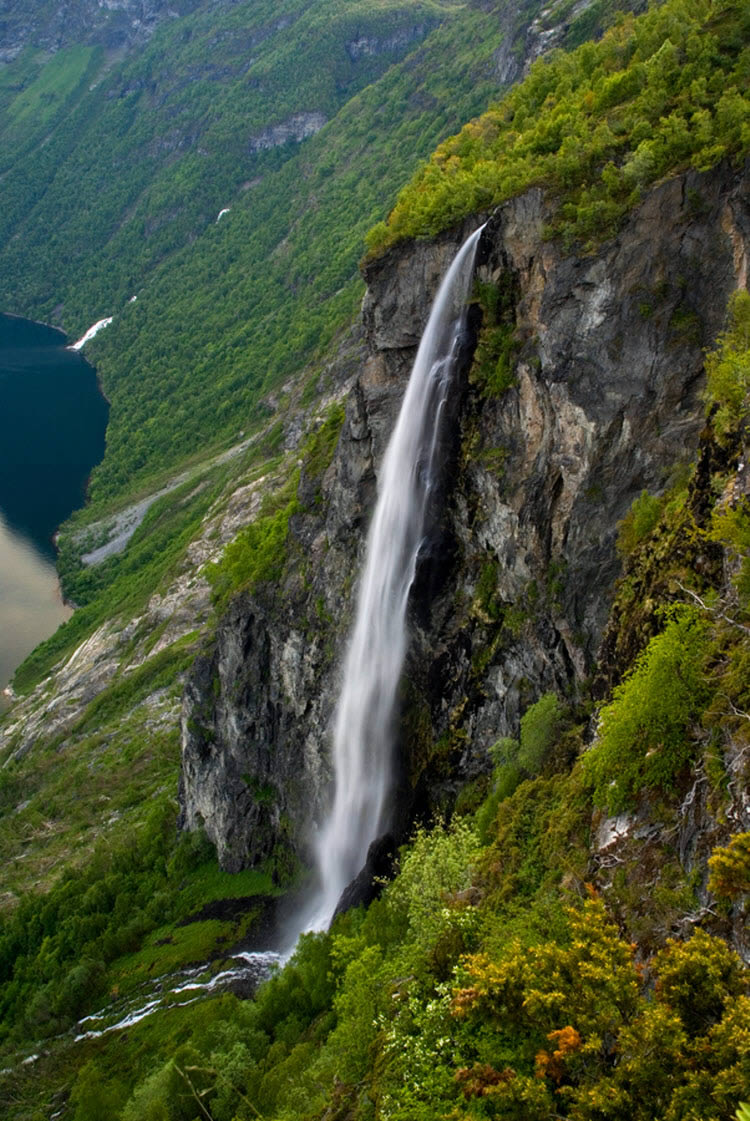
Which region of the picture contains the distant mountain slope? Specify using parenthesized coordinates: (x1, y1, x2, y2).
(0, 0, 514, 508)
(0, 0, 200, 60)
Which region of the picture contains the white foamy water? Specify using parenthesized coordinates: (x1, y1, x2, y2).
(70, 316, 113, 350)
(73, 950, 281, 1041)
(299, 225, 484, 933)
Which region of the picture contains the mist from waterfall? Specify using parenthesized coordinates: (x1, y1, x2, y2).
(294, 225, 484, 935)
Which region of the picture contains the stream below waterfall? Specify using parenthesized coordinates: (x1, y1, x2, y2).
(73, 950, 282, 1042)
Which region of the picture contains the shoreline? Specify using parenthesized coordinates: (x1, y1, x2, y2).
(0, 309, 69, 345)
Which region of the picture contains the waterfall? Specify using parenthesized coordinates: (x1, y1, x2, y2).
(301, 224, 484, 934)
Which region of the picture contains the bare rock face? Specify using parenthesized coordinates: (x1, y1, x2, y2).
(0, 0, 198, 56)
(249, 113, 328, 153)
(179, 160, 750, 876)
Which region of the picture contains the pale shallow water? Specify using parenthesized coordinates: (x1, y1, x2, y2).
(0, 512, 71, 694)
(0, 312, 108, 693)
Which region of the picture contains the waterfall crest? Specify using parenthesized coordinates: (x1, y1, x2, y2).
(302, 224, 484, 933)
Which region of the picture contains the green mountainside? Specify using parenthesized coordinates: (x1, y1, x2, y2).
(0, 0, 521, 508)
(0, 0, 749, 1117)
(367, 0, 750, 255)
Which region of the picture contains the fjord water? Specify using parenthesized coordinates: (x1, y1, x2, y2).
(0, 314, 108, 691)
(300, 225, 484, 933)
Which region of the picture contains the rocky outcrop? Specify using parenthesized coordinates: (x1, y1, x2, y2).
(179, 159, 750, 881)
(249, 112, 328, 154)
(345, 24, 431, 61)
(0, 0, 197, 58)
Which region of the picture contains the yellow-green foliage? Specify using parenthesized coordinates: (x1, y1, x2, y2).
(705, 288, 750, 440)
(708, 832, 750, 899)
(476, 695, 566, 841)
(583, 607, 714, 812)
(367, 0, 750, 255)
(385, 818, 481, 962)
(451, 899, 750, 1120)
(31, 783, 749, 1121)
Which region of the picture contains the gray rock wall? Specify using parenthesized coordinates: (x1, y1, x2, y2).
(179, 159, 750, 880)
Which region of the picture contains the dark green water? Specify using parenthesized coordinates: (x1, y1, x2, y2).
(0, 313, 108, 691)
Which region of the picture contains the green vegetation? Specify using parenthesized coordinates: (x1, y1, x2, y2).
(0, 0, 525, 510)
(583, 606, 714, 812)
(21, 775, 746, 1121)
(300, 402, 346, 483)
(0, 798, 274, 1047)
(704, 287, 750, 440)
(708, 832, 750, 901)
(367, 0, 750, 255)
(206, 471, 300, 610)
(477, 693, 567, 839)
(616, 488, 663, 556)
(470, 278, 518, 397)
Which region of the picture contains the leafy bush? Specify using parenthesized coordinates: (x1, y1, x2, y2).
(477, 695, 565, 840)
(704, 288, 750, 440)
(617, 489, 663, 557)
(583, 607, 714, 812)
(386, 818, 481, 960)
(451, 899, 750, 1120)
(518, 692, 564, 773)
(708, 832, 750, 900)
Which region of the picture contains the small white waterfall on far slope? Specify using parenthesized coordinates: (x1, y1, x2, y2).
(301, 224, 485, 933)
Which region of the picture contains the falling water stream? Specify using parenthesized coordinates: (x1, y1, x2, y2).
(13, 230, 485, 1066)
(300, 224, 485, 933)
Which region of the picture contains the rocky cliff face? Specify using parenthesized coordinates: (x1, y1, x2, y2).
(0, 0, 199, 59)
(179, 160, 750, 886)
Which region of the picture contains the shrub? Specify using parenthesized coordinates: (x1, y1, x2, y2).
(518, 692, 564, 774)
(708, 832, 750, 900)
(583, 607, 714, 812)
(704, 288, 750, 441)
(617, 489, 663, 557)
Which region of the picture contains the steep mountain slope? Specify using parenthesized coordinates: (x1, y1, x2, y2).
(0, 0, 749, 1116)
(0, 0, 201, 58)
(0, 0, 526, 509)
(180, 156, 749, 874)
